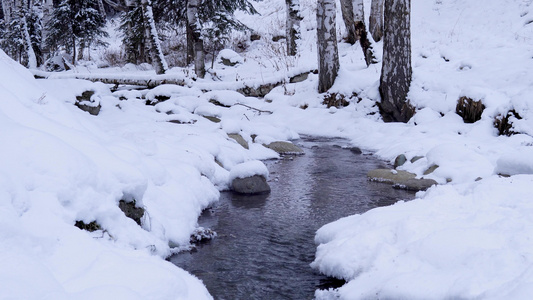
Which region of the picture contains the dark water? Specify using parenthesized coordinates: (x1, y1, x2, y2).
(170, 137, 414, 300)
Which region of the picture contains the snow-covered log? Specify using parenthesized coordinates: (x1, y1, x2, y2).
(379, 0, 414, 122)
(31, 70, 186, 88)
(317, 0, 339, 93)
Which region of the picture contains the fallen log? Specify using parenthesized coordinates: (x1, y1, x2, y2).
(31, 70, 187, 88)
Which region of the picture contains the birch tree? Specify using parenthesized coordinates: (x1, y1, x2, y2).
(187, 0, 205, 78)
(285, 0, 300, 56)
(379, 0, 414, 122)
(140, 0, 167, 74)
(339, 0, 375, 66)
(19, 0, 37, 68)
(369, 0, 383, 42)
(316, 0, 339, 93)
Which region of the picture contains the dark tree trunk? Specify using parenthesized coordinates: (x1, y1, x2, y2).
(187, 0, 205, 78)
(339, 0, 356, 44)
(285, 0, 300, 56)
(379, 0, 414, 123)
(369, 0, 384, 42)
(339, 0, 376, 66)
(317, 0, 339, 93)
(186, 14, 194, 65)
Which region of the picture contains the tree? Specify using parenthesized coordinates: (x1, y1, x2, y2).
(120, 4, 146, 64)
(285, 0, 300, 56)
(44, 0, 108, 65)
(339, 0, 376, 66)
(369, 0, 383, 42)
(140, 0, 167, 74)
(316, 0, 339, 93)
(187, 0, 205, 78)
(379, 0, 414, 122)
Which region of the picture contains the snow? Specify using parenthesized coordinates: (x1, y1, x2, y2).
(2, 0, 533, 298)
(228, 160, 270, 181)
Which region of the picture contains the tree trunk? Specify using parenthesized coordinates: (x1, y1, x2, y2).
(41, 0, 53, 60)
(141, 0, 168, 74)
(353, 0, 376, 66)
(339, 0, 356, 44)
(285, 0, 300, 56)
(185, 12, 194, 65)
(2, 0, 14, 23)
(187, 0, 205, 78)
(379, 0, 414, 122)
(316, 0, 339, 93)
(369, 0, 384, 42)
(97, 0, 107, 19)
(19, 0, 37, 68)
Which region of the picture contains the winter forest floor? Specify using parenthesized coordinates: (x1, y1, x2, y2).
(1, 0, 533, 299)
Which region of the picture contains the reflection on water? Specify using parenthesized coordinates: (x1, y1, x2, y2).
(170, 137, 414, 300)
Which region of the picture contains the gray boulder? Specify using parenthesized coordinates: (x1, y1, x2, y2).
(264, 141, 304, 155)
(228, 134, 249, 149)
(231, 175, 271, 195)
(367, 169, 437, 191)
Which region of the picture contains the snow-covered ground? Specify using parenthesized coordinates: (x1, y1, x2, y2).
(1, 0, 533, 299)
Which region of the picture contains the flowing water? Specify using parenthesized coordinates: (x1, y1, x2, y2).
(170, 137, 415, 300)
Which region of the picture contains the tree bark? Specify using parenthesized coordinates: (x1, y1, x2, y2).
(141, 0, 168, 74)
(2, 0, 14, 23)
(379, 0, 414, 122)
(97, 0, 107, 19)
(187, 0, 205, 78)
(339, 0, 356, 44)
(369, 0, 384, 42)
(353, 0, 376, 66)
(285, 0, 300, 56)
(19, 0, 37, 68)
(316, 0, 339, 93)
(41, 0, 53, 59)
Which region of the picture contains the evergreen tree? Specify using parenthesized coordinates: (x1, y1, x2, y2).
(45, 0, 108, 65)
(119, 3, 146, 64)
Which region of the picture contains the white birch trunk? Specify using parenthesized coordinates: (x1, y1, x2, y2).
(141, 0, 168, 74)
(369, 0, 384, 42)
(316, 0, 339, 93)
(379, 0, 413, 122)
(187, 0, 205, 78)
(19, 0, 37, 68)
(285, 0, 300, 56)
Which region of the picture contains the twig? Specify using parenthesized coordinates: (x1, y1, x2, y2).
(234, 103, 273, 114)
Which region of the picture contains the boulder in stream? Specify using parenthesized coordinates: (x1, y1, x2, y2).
(264, 141, 304, 155)
(231, 175, 271, 195)
(367, 169, 437, 191)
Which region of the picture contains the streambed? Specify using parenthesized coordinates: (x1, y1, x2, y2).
(170, 137, 415, 299)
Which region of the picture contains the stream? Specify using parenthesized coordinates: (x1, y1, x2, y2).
(170, 137, 415, 299)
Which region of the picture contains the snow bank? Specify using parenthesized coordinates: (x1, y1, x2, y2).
(0, 50, 214, 299)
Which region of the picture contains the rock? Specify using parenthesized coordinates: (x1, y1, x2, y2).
(272, 35, 285, 42)
(367, 169, 416, 183)
(190, 227, 217, 244)
(74, 220, 101, 232)
(218, 49, 243, 67)
(264, 141, 304, 155)
(289, 72, 309, 83)
(349, 147, 362, 155)
(237, 82, 279, 98)
(250, 33, 261, 41)
(410, 156, 424, 163)
(119, 200, 145, 226)
(394, 154, 407, 168)
(231, 175, 271, 195)
(393, 178, 438, 191)
(423, 164, 439, 175)
(203, 115, 221, 123)
(75, 90, 101, 116)
(228, 134, 249, 149)
(367, 168, 437, 192)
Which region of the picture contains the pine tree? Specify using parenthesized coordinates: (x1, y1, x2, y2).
(44, 0, 108, 65)
(119, 4, 146, 64)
